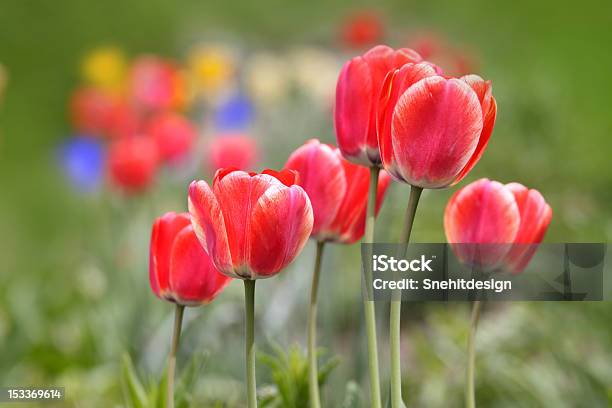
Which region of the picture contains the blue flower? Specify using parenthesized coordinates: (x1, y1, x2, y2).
(214, 93, 254, 132)
(57, 136, 105, 193)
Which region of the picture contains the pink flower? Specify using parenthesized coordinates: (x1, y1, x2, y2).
(147, 112, 197, 163)
(334, 45, 422, 166)
(285, 139, 390, 243)
(377, 64, 497, 188)
(444, 178, 552, 273)
(149, 212, 231, 305)
(188, 169, 313, 279)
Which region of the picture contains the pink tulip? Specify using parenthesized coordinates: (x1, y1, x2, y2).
(285, 139, 390, 243)
(335, 45, 422, 166)
(149, 212, 231, 305)
(188, 168, 313, 279)
(377, 64, 497, 188)
(444, 178, 552, 273)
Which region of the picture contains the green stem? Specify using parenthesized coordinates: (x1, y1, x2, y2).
(308, 241, 326, 408)
(363, 166, 382, 408)
(244, 280, 257, 408)
(390, 185, 423, 408)
(167, 304, 185, 408)
(466, 300, 482, 408)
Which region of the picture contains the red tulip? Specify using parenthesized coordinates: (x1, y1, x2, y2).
(69, 87, 116, 137)
(334, 45, 423, 166)
(147, 112, 197, 163)
(206, 135, 258, 173)
(377, 65, 497, 188)
(340, 10, 384, 49)
(108, 136, 159, 193)
(128, 56, 183, 112)
(188, 168, 313, 279)
(444, 178, 552, 273)
(149, 212, 231, 305)
(285, 139, 390, 243)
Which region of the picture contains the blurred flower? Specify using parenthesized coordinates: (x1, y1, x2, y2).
(335, 45, 423, 167)
(128, 56, 184, 112)
(340, 10, 385, 49)
(214, 92, 255, 131)
(206, 134, 258, 173)
(80, 46, 127, 93)
(378, 67, 497, 188)
(107, 136, 158, 193)
(146, 112, 197, 164)
(285, 139, 390, 243)
(244, 52, 290, 105)
(444, 179, 552, 273)
(69, 87, 116, 137)
(57, 137, 105, 193)
(289, 47, 341, 106)
(188, 169, 313, 279)
(188, 45, 235, 97)
(149, 212, 231, 305)
(410, 31, 478, 76)
(106, 99, 142, 139)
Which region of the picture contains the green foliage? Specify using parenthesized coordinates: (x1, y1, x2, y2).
(121, 351, 208, 408)
(259, 343, 340, 408)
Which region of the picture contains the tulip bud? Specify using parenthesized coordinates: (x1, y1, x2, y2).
(377, 67, 497, 188)
(285, 139, 390, 243)
(107, 137, 158, 193)
(188, 168, 313, 279)
(444, 178, 552, 273)
(149, 212, 231, 305)
(334, 45, 422, 166)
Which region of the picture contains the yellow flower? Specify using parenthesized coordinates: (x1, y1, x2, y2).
(188, 45, 235, 95)
(80, 46, 127, 92)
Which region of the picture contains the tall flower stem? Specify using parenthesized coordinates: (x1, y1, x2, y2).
(308, 240, 326, 408)
(167, 304, 185, 408)
(363, 166, 382, 408)
(244, 279, 257, 408)
(466, 300, 482, 408)
(390, 185, 423, 408)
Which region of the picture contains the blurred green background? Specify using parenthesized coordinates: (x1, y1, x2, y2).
(0, 0, 611, 406)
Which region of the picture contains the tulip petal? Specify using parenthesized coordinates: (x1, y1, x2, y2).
(503, 183, 553, 273)
(262, 168, 299, 187)
(168, 225, 231, 305)
(188, 180, 233, 276)
(149, 212, 191, 299)
(247, 185, 313, 277)
(335, 56, 374, 164)
(390, 76, 484, 188)
(211, 171, 278, 273)
(377, 63, 438, 180)
(444, 179, 520, 270)
(285, 140, 347, 237)
(445, 179, 520, 244)
(452, 76, 497, 184)
(328, 162, 391, 244)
